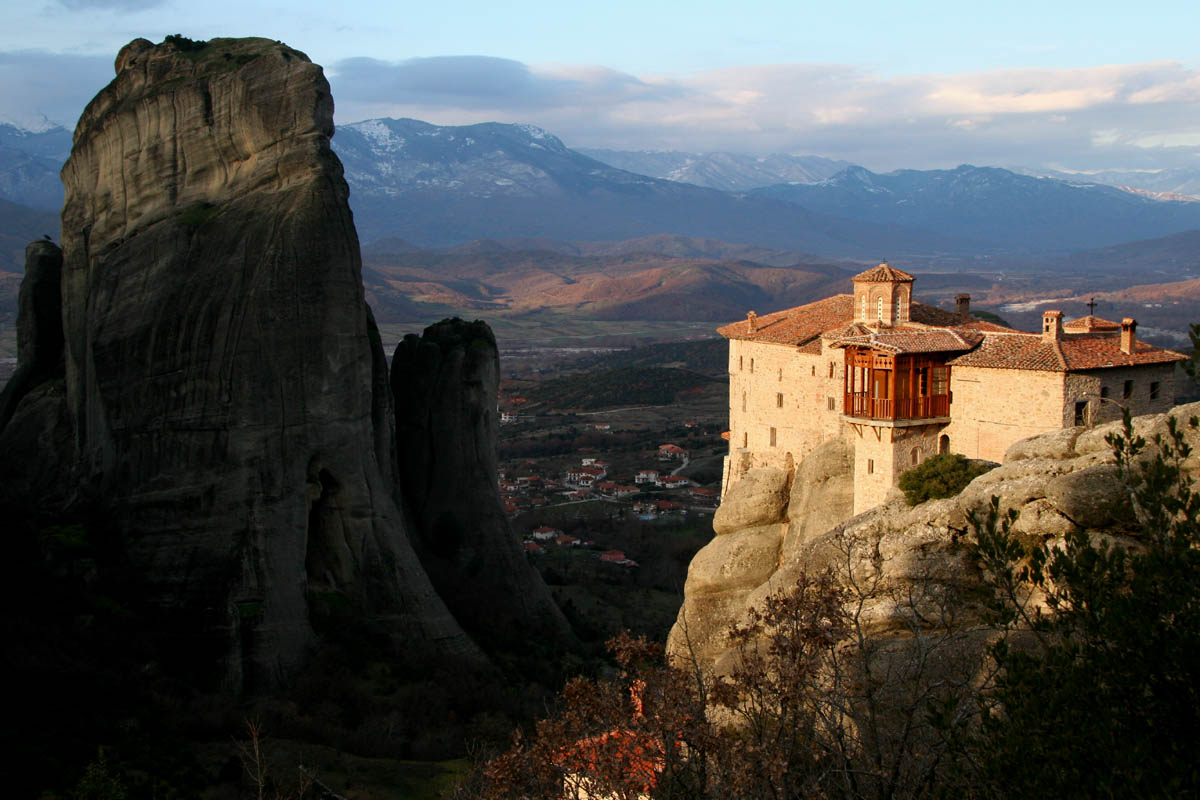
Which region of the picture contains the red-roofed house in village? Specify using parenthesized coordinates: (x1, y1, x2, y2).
(658, 444, 688, 460)
(720, 263, 1188, 514)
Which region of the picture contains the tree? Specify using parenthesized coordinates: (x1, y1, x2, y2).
(965, 411, 1200, 798)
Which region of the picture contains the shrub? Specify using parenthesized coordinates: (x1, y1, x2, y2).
(898, 452, 992, 505)
(162, 34, 207, 52)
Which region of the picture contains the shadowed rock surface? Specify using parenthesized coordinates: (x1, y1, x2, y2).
(391, 318, 572, 647)
(3, 36, 484, 691)
(0, 240, 63, 431)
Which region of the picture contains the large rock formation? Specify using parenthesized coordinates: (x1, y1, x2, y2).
(0, 37, 484, 690)
(391, 318, 571, 647)
(669, 404, 1200, 671)
(0, 240, 63, 432)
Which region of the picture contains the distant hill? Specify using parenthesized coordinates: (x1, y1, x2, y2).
(360, 243, 854, 322)
(1014, 166, 1200, 201)
(1053, 229, 1200, 278)
(573, 337, 728, 376)
(754, 165, 1200, 253)
(577, 148, 854, 191)
(527, 366, 719, 410)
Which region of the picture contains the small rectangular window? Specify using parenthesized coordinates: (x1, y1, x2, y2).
(742, 432, 748, 448)
(828, 362, 835, 378)
(827, 396, 836, 411)
(867, 458, 874, 475)
(750, 358, 755, 373)
(776, 393, 784, 408)
(1100, 386, 1109, 399)
(769, 427, 777, 447)
(811, 365, 816, 376)
(778, 368, 783, 381)
(1150, 381, 1161, 400)
(1123, 380, 1133, 400)
(739, 356, 743, 370)
(1074, 400, 1088, 426)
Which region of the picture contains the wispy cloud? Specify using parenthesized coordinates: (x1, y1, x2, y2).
(330, 56, 1200, 171)
(1, 44, 1197, 173)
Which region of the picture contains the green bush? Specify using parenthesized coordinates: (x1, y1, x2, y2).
(898, 452, 992, 505)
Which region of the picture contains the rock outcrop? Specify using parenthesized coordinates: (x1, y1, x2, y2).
(668, 404, 1200, 672)
(0, 240, 63, 432)
(390, 319, 572, 647)
(1, 37, 485, 690)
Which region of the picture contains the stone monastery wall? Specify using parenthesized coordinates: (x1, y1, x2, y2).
(725, 338, 843, 492)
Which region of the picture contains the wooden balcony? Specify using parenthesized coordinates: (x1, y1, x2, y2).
(843, 348, 952, 423)
(844, 392, 949, 421)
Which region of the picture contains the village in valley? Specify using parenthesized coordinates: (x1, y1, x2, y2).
(490, 372, 730, 639)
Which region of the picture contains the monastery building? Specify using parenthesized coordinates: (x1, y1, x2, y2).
(720, 263, 1188, 514)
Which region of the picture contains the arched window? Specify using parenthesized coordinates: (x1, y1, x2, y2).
(939, 434, 950, 455)
(910, 446, 922, 466)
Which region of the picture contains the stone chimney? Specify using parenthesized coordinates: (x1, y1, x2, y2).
(1120, 317, 1137, 354)
(1042, 310, 1063, 342)
(955, 294, 970, 317)
(747, 310, 758, 332)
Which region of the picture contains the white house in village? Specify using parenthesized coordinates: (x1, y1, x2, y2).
(720, 263, 1187, 514)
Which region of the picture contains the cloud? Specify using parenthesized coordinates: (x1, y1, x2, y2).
(353, 57, 1197, 172)
(2, 45, 1199, 173)
(330, 55, 685, 113)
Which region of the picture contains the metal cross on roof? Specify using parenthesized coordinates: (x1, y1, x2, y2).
(1087, 297, 1098, 315)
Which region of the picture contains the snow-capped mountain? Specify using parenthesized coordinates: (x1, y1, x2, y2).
(577, 149, 854, 192)
(0, 122, 72, 210)
(330, 117, 967, 256)
(753, 164, 1200, 252)
(1012, 166, 1200, 202)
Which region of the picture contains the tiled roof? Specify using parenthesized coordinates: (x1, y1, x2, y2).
(829, 327, 984, 354)
(853, 263, 915, 282)
(718, 295, 1008, 346)
(947, 331, 1187, 371)
(717, 295, 855, 345)
(1064, 315, 1121, 332)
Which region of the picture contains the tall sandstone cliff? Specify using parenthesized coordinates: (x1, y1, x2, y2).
(669, 403, 1200, 672)
(391, 319, 572, 647)
(0, 37, 488, 690)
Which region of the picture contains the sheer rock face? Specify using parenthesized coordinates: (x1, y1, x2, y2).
(391, 318, 572, 646)
(48, 37, 479, 689)
(0, 240, 64, 432)
(668, 404, 1200, 672)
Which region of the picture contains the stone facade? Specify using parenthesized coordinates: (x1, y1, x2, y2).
(718, 265, 1188, 516)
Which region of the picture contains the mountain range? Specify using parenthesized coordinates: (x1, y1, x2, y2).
(575, 148, 853, 192)
(752, 164, 1200, 252)
(332, 117, 971, 257)
(5, 116, 1200, 262)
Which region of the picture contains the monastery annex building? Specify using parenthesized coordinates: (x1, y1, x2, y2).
(719, 263, 1187, 514)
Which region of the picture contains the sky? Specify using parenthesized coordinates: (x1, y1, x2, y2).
(1, 0, 1198, 171)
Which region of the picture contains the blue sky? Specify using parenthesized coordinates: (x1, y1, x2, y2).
(2, 0, 1198, 170)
